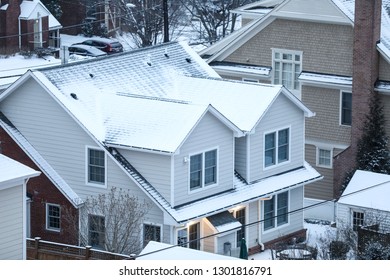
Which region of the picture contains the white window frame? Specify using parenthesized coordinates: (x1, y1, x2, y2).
(88, 214, 105, 249)
(142, 223, 162, 247)
(85, 146, 107, 187)
(263, 127, 291, 169)
(176, 222, 201, 250)
(188, 148, 219, 192)
(340, 91, 352, 126)
(316, 147, 333, 168)
(263, 191, 290, 232)
(46, 203, 61, 232)
(352, 210, 365, 231)
(272, 48, 303, 95)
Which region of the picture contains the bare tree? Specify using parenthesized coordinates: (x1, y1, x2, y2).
(64, 187, 150, 255)
(180, 0, 256, 45)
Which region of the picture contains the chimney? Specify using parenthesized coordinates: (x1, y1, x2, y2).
(4, 0, 21, 52)
(333, 0, 382, 197)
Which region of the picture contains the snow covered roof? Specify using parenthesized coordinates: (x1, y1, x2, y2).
(338, 170, 390, 212)
(138, 241, 240, 260)
(0, 113, 83, 207)
(19, 0, 50, 19)
(0, 154, 40, 188)
(6, 41, 312, 153)
(299, 72, 353, 89)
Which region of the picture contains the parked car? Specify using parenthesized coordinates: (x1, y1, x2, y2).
(68, 44, 107, 57)
(76, 38, 124, 54)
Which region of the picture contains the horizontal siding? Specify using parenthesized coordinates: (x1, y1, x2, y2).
(303, 86, 351, 145)
(226, 19, 353, 77)
(174, 112, 235, 206)
(202, 220, 215, 253)
(0, 186, 24, 259)
(261, 187, 304, 244)
(250, 94, 305, 181)
(234, 136, 247, 180)
(304, 144, 334, 200)
(119, 149, 171, 202)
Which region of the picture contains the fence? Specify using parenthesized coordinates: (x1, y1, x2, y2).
(26, 237, 135, 260)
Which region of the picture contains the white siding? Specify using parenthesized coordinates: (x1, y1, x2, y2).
(0, 185, 24, 259)
(119, 149, 171, 202)
(202, 220, 215, 253)
(235, 136, 248, 180)
(250, 94, 305, 181)
(248, 201, 259, 248)
(173, 112, 235, 206)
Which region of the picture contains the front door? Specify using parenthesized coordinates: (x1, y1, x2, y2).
(33, 16, 42, 49)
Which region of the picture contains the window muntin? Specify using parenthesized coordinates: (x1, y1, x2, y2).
(264, 128, 290, 168)
(318, 148, 332, 167)
(352, 211, 364, 231)
(46, 203, 60, 231)
(341, 92, 352, 125)
(189, 149, 217, 191)
(177, 222, 200, 250)
(143, 224, 161, 247)
(264, 191, 289, 231)
(87, 148, 106, 185)
(273, 50, 302, 91)
(88, 215, 105, 248)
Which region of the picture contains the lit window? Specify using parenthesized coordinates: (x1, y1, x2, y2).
(264, 191, 289, 231)
(46, 203, 60, 231)
(341, 92, 352, 125)
(87, 148, 105, 185)
(273, 50, 302, 91)
(189, 149, 217, 190)
(264, 128, 289, 168)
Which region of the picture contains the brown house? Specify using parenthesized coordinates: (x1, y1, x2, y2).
(0, 0, 61, 53)
(200, 0, 390, 220)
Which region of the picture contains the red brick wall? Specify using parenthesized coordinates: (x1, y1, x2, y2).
(0, 126, 79, 245)
(333, 0, 382, 197)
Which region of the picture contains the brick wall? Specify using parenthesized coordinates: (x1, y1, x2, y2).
(333, 0, 382, 197)
(0, 126, 79, 245)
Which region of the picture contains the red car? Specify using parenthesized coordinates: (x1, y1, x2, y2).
(76, 38, 124, 54)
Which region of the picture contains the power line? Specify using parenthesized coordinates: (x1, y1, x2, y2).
(136, 177, 390, 259)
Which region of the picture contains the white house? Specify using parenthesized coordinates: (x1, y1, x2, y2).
(337, 170, 390, 231)
(0, 41, 322, 257)
(0, 154, 40, 259)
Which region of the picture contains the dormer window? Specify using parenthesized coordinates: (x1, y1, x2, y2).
(264, 128, 290, 168)
(189, 149, 218, 191)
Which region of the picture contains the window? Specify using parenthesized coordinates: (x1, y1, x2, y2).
(143, 224, 161, 247)
(87, 148, 106, 185)
(352, 211, 364, 231)
(46, 203, 60, 231)
(264, 128, 289, 168)
(235, 208, 246, 248)
(273, 50, 302, 91)
(177, 222, 200, 250)
(89, 215, 105, 248)
(189, 149, 217, 190)
(264, 191, 289, 231)
(341, 92, 352, 125)
(317, 148, 332, 168)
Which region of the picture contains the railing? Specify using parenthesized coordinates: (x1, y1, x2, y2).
(26, 237, 135, 260)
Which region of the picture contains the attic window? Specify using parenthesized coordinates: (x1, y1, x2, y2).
(70, 93, 78, 100)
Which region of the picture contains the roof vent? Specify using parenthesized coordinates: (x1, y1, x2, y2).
(185, 58, 192, 63)
(164, 48, 169, 58)
(89, 73, 94, 78)
(146, 54, 152, 66)
(70, 93, 78, 100)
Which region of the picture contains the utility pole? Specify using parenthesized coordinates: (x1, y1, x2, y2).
(163, 0, 169, 42)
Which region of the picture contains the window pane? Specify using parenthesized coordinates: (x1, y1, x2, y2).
(282, 63, 293, 89)
(235, 208, 246, 247)
(89, 215, 105, 248)
(274, 62, 280, 84)
(353, 211, 364, 231)
(294, 64, 300, 89)
(189, 223, 200, 250)
(204, 150, 217, 185)
(190, 154, 202, 190)
(143, 224, 161, 247)
(319, 149, 331, 166)
(277, 192, 288, 226)
(88, 149, 105, 184)
(341, 92, 352, 125)
(264, 198, 275, 230)
(278, 129, 289, 163)
(48, 204, 60, 230)
(265, 133, 276, 167)
(177, 229, 188, 247)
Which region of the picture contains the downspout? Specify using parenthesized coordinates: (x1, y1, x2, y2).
(257, 195, 273, 251)
(18, 17, 21, 50)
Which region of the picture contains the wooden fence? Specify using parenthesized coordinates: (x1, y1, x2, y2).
(26, 237, 135, 260)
